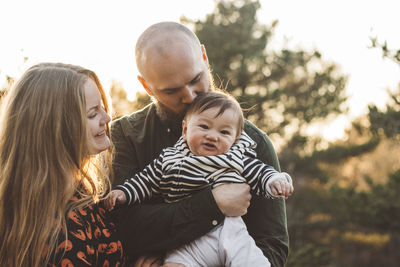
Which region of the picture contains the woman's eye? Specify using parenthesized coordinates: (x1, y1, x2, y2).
(88, 113, 97, 119)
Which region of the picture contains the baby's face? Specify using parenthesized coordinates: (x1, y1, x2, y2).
(182, 107, 239, 156)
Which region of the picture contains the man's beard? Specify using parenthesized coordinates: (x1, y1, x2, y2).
(155, 101, 188, 122)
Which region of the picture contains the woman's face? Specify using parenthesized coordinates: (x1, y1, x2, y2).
(84, 79, 111, 155)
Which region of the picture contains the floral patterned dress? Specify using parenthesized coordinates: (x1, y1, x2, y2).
(48, 196, 125, 266)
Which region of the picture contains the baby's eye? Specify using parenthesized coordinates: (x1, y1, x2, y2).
(199, 124, 208, 129)
(221, 130, 231, 135)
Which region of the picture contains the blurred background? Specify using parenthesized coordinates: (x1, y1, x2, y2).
(1, 0, 400, 266)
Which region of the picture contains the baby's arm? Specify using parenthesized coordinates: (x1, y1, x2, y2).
(242, 156, 294, 198)
(110, 155, 164, 208)
(267, 173, 294, 199)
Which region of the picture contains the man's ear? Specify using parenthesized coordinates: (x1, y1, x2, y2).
(137, 75, 152, 96)
(201, 44, 209, 66)
(182, 120, 188, 140)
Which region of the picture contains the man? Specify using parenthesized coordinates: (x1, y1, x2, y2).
(112, 22, 289, 267)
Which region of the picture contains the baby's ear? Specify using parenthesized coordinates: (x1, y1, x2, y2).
(235, 132, 242, 142)
(182, 120, 188, 140)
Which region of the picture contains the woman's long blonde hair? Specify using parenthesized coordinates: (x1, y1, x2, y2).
(0, 63, 112, 266)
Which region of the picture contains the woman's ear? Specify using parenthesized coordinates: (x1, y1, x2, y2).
(201, 44, 209, 66)
(137, 75, 152, 96)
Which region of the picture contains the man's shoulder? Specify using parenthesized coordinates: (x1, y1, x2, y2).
(113, 104, 155, 127)
(111, 104, 156, 138)
(243, 120, 280, 170)
(244, 120, 266, 143)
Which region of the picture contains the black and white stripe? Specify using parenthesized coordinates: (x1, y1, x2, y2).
(116, 132, 291, 204)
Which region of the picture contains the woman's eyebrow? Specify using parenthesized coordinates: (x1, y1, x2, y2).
(87, 104, 99, 112)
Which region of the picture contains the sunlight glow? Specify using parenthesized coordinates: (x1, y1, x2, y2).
(1, 0, 399, 141)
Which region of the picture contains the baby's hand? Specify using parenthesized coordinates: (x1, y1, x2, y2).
(270, 179, 294, 199)
(104, 189, 126, 211)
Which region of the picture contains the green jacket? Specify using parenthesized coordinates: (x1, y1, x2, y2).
(111, 103, 289, 266)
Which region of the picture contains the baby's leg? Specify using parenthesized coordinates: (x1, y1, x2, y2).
(164, 225, 223, 267)
(219, 216, 271, 267)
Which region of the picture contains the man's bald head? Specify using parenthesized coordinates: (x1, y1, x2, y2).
(135, 22, 202, 77)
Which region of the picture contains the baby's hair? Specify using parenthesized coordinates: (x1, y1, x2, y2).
(184, 90, 244, 138)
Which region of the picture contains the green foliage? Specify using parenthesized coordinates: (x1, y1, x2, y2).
(369, 38, 400, 138)
(184, 0, 348, 140)
(110, 80, 151, 119)
(370, 36, 400, 65)
(287, 243, 333, 267)
(180, 1, 400, 266)
(327, 170, 400, 266)
(369, 102, 400, 138)
(0, 75, 14, 102)
(0, 89, 6, 100)
(311, 137, 380, 162)
(331, 170, 400, 232)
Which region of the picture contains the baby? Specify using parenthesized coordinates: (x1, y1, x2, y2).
(106, 91, 293, 266)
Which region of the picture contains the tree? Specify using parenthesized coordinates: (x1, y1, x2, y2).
(0, 75, 14, 102)
(368, 37, 400, 139)
(109, 80, 151, 119)
(312, 37, 400, 267)
(183, 0, 348, 150)
(181, 1, 395, 266)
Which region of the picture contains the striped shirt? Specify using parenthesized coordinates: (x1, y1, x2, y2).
(116, 132, 292, 204)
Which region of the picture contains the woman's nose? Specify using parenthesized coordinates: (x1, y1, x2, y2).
(100, 110, 111, 125)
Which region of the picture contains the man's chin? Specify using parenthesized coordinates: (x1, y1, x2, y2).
(155, 102, 187, 121)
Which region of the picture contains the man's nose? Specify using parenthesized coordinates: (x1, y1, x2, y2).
(181, 87, 197, 104)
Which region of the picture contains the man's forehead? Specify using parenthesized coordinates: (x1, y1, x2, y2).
(144, 50, 203, 89)
(156, 71, 202, 91)
(144, 31, 196, 52)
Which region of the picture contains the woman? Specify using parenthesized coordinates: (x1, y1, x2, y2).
(0, 63, 125, 266)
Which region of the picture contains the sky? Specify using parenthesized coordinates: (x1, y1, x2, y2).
(1, 0, 400, 140)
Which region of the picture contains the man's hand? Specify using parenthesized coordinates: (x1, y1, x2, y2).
(104, 189, 127, 211)
(163, 262, 186, 267)
(212, 183, 251, 217)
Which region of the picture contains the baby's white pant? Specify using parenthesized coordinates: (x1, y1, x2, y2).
(164, 216, 270, 267)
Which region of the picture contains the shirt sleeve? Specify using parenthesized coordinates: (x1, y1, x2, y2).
(111, 118, 141, 185)
(116, 154, 164, 205)
(243, 121, 289, 267)
(242, 156, 279, 197)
